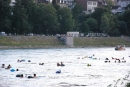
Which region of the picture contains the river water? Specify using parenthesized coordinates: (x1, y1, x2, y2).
(0, 47, 130, 87)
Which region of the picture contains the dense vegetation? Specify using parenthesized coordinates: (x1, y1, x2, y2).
(0, 0, 130, 36)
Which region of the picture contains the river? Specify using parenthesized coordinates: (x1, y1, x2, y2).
(0, 47, 130, 87)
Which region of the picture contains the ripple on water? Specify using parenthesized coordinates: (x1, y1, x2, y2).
(0, 48, 130, 87)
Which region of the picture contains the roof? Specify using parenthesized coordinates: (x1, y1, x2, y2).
(111, 5, 121, 9)
(120, 0, 130, 1)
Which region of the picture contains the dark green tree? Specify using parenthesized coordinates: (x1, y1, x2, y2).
(122, 10, 130, 35)
(42, 4, 59, 35)
(12, 0, 29, 35)
(0, 0, 12, 34)
(30, 4, 42, 34)
(86, 17, 98, 32)
(58, 7, 75, 34)
(21, 0, 35, 33)
(100, 13, 110, 34)
(78, 13, 87, 23)
(80, 21, 90, 35)
(32, 4, 59, 35)
(119, 21, 129, 35)
(72, 4, 83, 30)
(52, 0, 60, 10)
(109, 15, 120, 36)
(91, 7, 110, 32)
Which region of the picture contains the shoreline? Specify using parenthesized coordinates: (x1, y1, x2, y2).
(0, 45, 118, 49)
(0, 36, 130, 49)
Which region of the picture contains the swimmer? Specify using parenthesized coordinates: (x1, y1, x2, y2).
(1, 64, 5, 68)
(61, 62, 65, 66)
(57, 62, 60, 66)
(6, 64, 11, 69)
(28, 74, 36, 78)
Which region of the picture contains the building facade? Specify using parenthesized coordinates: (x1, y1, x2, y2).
(10, 0, 16, 6)
(34, 0, 52, 3)
(111, 6, 124, 14)
(75, 0, 99, 14)
(87, 0, 98, 12)
(67, 32, 79, 37)
(117, 0, 130, 8)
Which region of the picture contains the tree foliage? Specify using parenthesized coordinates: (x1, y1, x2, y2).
(100, 13, 110, 34)
(72, 4, 83, 30)
(0, 0, 12, 33)
(58, 7, 75, 34)
(12, 0, 29, 35)
(0, 0, 130, 36)
(91, 7, 110, 24)
(86, 17, 98, 32)
(80, 21, 90, 34)
(52, 0, 60, 10)
(119, 21, 129, 35)
(122, 10, 130, 35)
(109, 15, 120, 36)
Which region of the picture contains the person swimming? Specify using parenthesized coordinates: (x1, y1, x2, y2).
(61, 62, 65, 66)
(39, 63, 44, 65)
(6, 64, 11, 69)
(16, 74, 23, 78)
(57, 62, 61, 66)
(1, 64, 5, 68)
(105, 58, 109, 60)
(28, 74, 37, 78)
(17, 59, 20, 62)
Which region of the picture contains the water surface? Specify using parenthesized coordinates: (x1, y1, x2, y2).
(0, 47, 130, 87)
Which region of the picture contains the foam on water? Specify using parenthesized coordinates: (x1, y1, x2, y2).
(0, 47, 130, 87)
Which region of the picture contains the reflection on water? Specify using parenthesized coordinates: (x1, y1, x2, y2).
(0, 47, 130, 87)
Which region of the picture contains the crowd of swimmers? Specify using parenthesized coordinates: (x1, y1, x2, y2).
(16, 74, 37, 78)
(1, 63, 38, 78)
(1, 60, 65, 79)
(104, 57, 126, 63)
(1, 56, 127, 79)
(2, 64, 12, 69)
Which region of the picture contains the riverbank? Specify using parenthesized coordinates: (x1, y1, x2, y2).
(74, 37, 130, 47)
(0, 36, 130, 49)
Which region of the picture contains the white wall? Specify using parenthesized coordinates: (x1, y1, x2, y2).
(67, 32, 79, 37)
(65, 37, 73, 47)
(87, 1, 97, 12)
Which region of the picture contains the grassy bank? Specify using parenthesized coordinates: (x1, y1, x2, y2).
(0, 36, 130, 49)
(0, 36, 65, 48)
(74, 37, 130, 47)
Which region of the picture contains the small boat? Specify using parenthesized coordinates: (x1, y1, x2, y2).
(115, 45, 125, 50)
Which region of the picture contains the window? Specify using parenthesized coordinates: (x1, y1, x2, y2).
(93, 2, 96, 5)
(92, 7, 96, 10)
(88, 2, 92, 5)
(38, 0, 41, 2)
(87, 6, 92, 10)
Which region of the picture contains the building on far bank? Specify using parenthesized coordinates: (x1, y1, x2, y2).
(10, 0, 15, 6)
(117, 0, 130, 8)
(111, 5, 124, 14)
(0, 32, 7, 36)
(34, 0, 52, 3)
(65, 36, 74, 47)
(67, 31, 79, 37)
(75, 0, 105, 14)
